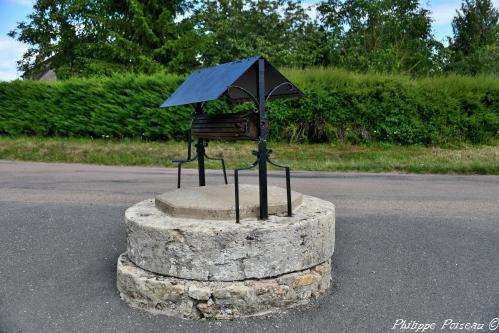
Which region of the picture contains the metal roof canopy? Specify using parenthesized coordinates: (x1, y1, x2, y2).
(160, 56, 303, 107)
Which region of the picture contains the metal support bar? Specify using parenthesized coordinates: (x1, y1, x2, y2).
(177, 163, 181, 189)
(205, 153, 228, 184)
(285, 167, 291, 216)
(265, 82, 293, 102)
(195, 103, 206, 187)
(226, 85, 259, 107)
(221, 159, 228, 184)
(187, 128, 192, 159)
(173, 143, 228, 188)
(267, 157, 293, 217)
(234, 170, 239, 223)
(234, 158, 259, 223)
(173, 150, 227, 188)
(196, 140, 206, 186)
(173, 154, 198, 188)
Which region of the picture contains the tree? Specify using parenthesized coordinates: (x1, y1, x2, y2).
(317, 0, 444, 75)
(315, 0, 343, 66)
(447, 0, 499, 74)
(448, 45, 499, 75)
(8, 0, 199, 78)
(449, 0, 498, 57)
(192, 0, 319, 68)
(9, 0, 462, 78)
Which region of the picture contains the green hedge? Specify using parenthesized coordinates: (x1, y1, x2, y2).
(1, 69, 498, 144)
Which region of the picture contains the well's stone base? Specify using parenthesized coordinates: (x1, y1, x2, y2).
(117, 253, 332, 320)
(126, 195, 335, 281)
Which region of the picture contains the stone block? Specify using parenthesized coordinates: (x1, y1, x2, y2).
(117, 254, 332, 320)
(125, 194, 335, 281)
(188, 286, 211, 301)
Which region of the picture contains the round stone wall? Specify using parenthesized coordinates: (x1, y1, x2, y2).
(117, 184, 336, 319)
(125, 195, 335, 281)
(117, 254, 332, 320)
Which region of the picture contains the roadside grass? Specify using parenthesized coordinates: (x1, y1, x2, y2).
(0, 136, 498, 174)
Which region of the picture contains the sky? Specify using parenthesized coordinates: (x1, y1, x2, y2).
(0, 0, 497, 81)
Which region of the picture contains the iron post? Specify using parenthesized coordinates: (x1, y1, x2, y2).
(195, 103, 206, 186)
(257, 58, 268, 219)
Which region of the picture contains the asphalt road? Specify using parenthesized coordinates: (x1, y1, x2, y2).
(0, 160, 498, 333)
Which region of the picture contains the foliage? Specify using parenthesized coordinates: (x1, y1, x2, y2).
(7, 0, 499, 78)
(318, 0, 444, 75)
(1, 70, 498, 145)
(448, 45, 499, 75)
(449, 0, 499, 58)
(7, 0, 199, 78)
(187, 0, 442, 75)
(447, 0, 499, 74)
(0, 74, 191, 140)
(192, 0, 323, 68)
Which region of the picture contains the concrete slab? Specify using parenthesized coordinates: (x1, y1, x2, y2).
(155, 184, 303, 220)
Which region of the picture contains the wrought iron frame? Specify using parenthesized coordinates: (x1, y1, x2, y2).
(232, 59, 293, 223)
(173, 59, 294, 222)
(233, 149, 291, 223)
(173, 102, 228, 188)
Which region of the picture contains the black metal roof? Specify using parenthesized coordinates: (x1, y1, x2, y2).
(160, 56, 303, 107)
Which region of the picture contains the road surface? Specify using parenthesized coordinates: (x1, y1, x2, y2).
(0, 160, 497, 333)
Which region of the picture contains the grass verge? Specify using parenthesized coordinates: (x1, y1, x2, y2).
(0, 136, 498, 174)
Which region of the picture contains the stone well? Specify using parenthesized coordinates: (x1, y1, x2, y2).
(117, 184, 335, 319)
